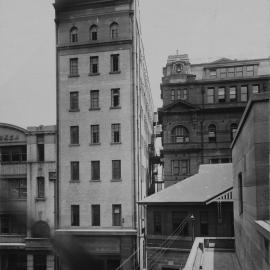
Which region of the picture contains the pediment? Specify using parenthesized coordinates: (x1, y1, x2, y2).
(161, 100, 200, 113)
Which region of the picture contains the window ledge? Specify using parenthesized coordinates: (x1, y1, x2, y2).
(69, 144, 80, 147)
(90, 179, 101, 182)
(68, 74, 80, 78)
(111, 179, 122, 182)
(111, 142, 121, 145)
(89, 108, 101, 111)
(35, 197, 46, 201)
(109, 71, 121, 74)
(110, 106, 121, 110)
(69, 180, 80, 183)
(69, 109, 80, 112)
(89, 143, 101, 146)
(88, 73, 100, 76)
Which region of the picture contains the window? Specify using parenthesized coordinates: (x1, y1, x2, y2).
(111, 124, 121, 143)
(71, 161, 79, 181)
(90, 90, 99, 109)
(37, 177, 45, 198)
(7, 179, 27, 199)
(70, 92, 79, 111)
(92, 205, 100, 226)
(206, 88, 214, 104)
(229, 87, 237, 102)
(90, 56, 99, 74)
(91, 125, 99, 144)
(208, 124, 216, 142)
(0, 214, 26, 234)
(70, 126, 79, 145)
(230, 123, 238, 141)
(172, 211, 188, 235)
(90, 24, 97, 41)
(69, 58, 78, 76)
(218, 87, 225, 103)
(153, 211, 162, 234)
(220, 68, 226, 79)
(34, 254, 46, 270)
(200, 211, 209, 236)
(228, 67, 235, 78)
(112, 204, 121, 226)
(112, 160, 121, 180)
(0, 215, 9, 233)
(91, 161, 100, 181)
(110, 22, 119, 39)
(209, 70, 217, 78)
(171, 89, 175, 101)
(37, 135, 44, 162)
(240, 86, 248, 102)
(49, 172, 56, 181)
(177, 89, 188, 100)
(111, 54, 120, 72)
(70, 26, 78, 43)
(238, 173, 243, 215)
(0, 146, 27, 163)
(111, 89, 120, 107)
(71, 205, 79, 226)
(252, 84, 260, 94)
(171, 126, 189, 143)
(210, 158, 219, 164)
(236, 66, 243, 77)
(246, 65, 254, 76)
(171, 160, 190, 176)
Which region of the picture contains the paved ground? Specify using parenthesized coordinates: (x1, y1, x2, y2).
(201, 249, 241, 270)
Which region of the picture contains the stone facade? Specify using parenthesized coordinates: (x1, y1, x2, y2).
(0, 123, 56, 270)
(232, 92, 270, 270)
(54, 0, 153, 269)
(159, 55, 270, 187)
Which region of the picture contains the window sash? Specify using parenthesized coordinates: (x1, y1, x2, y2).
(70, 92, 79, 110)
(91, 125, 99, 144)
(252, 85, 259, 94)
(111, 89, 120, 107)
(37, 177, 45, 198)
(92, 205, 100, 226)
(207, 88, 214, 103)
(91, 161, 100, 180)
(71, 162, 79, 181)
(90, 56, 99, 74)
(71, 205, 79, 226)
(70, 58, 78, 76)
(240, 86, 248, 102)
(112, 205, 121, 226)
(90, 90, 99, 109)
(229, 87, 237, 101)
(171, 89, 175, 101)
(111, 54, 119, 72)
(112, 160, 121, 179)
(112, 124, 121, 143)
(218, 88, 225, 101)
(70, 126, 79, 144)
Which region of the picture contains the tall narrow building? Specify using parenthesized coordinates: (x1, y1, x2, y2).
(54, 0, 153, 269)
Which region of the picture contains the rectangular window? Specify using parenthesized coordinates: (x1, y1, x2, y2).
(71, 161, 79, 181)
(91, 161, 100, 181)
(209, 70, 217, 78)
(240, 86, 248, 102)
(71, 205, 79, 226)
(111, 89, 120, 107)
(172, 211, 188, 235)
(91, 125, 99, 144)
(8, 179, 27, 199)
(70, 126, 79, 145)
(252, 84, 260, 94)
(236, 66, 243, 77)
(0, 215, 9, 233)
(227, 67, 235, 78)
(90, 90, 99, 109)
(49, 172, 56, 181)
(171, 89, 175, 101)
(229, 86, 237, 102)
(112, 204, 121, 226)
(171, 160, 190, 176)
(111, 124, 121, 143)
(177, 89, 188, 100)
(220, 68, 227, 79)
(153, 211, 162, 234)
(70, 58, 78, 76)
(37, 135, 44, 162)
(246, 65, 254, 76)
(112, 160, 121, 180)
(91, 205, 100, 226)
(111, 54, 120, 72)
(70, 92, 79, 111)
(200, 211, 209, 236)
(90, 56, 99, 74)
(37, 177, 45, 198)
(207, 88, 214, 104)
(218, 87, 225, 103)
(34, 254, 46, 270)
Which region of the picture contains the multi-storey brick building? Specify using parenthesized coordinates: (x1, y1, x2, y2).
(54, 0, 153, 269)
(0, 123, 56, 270)
(159, 54, 270, 187)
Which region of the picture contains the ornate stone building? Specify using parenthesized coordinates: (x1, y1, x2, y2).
(159, 54, 270, 187)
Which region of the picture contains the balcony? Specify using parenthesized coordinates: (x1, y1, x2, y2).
(0, 163, 27, 177)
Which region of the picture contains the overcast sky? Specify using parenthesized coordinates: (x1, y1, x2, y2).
(0, 0, 269, 128)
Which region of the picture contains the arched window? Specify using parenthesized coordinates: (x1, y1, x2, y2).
(90, 25, 97, 41)
(110, 22, 119, 39)
(208, 124, 216, 142)
(230, 123, 238, 141)
(171, 126, 189, 143)
(70, 26, 78, 43)
(31, 221, 50, 238)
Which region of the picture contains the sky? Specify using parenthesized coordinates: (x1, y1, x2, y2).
(0, 0, 269, 128)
